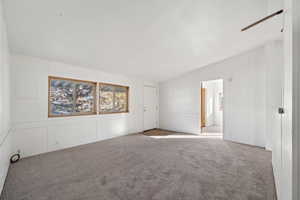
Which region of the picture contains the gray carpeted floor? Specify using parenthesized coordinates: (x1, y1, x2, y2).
(1, 131, 275, 200)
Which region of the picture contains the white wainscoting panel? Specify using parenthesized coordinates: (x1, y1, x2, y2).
(10, 54, 158, 157)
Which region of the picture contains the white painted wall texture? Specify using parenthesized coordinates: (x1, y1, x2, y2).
(279, 0, 300, 199)
(10, 54, 158, 158)
(293, 1, 300, 199)
(160, 43, 283, 148)
(0, 0, 11, 194)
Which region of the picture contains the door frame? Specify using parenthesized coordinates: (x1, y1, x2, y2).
(200, 79, 224, 135)
(200, 87, 206, 128)
(143, 85, 158, 131)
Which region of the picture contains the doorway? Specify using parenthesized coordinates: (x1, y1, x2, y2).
(143, 86, 158, 131)
(200, 79, 223, 136)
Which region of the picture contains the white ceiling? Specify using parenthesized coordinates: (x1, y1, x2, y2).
(3, 0, 283, 82)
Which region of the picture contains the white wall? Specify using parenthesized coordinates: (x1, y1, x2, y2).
(160, 44, 283, 148)
(10, 54, 158, 158)
(0, 0, 11, 194)
(265, 40, 284, 151)
(293, 1, 300, 199)
(270, 0, 300, 199)
(289, 1, 300, 199)
(280, 0, 300, 199)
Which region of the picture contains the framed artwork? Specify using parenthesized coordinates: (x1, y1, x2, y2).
(99, 83, 129, 114)
(48, 76, 97, 117)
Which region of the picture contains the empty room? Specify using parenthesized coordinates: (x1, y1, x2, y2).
(0, 0, 299, 200)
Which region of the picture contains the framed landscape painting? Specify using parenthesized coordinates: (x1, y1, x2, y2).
(48, 76, 97, 117)
(99, 83, 129, 114)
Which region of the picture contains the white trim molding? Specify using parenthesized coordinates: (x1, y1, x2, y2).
(292, 0, 300, 199)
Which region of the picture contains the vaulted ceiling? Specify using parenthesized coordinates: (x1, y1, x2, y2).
(3, 0, 283, 81)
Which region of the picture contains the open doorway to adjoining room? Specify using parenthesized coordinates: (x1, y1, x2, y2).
(200, 79, 223, 136)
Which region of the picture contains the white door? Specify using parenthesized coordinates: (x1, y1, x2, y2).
(144, 86, 157, 131)
(271, 72, 284, 198)
(266, 41, 284, 198)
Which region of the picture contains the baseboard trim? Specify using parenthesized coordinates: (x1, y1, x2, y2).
(271, 164, 278, 200)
